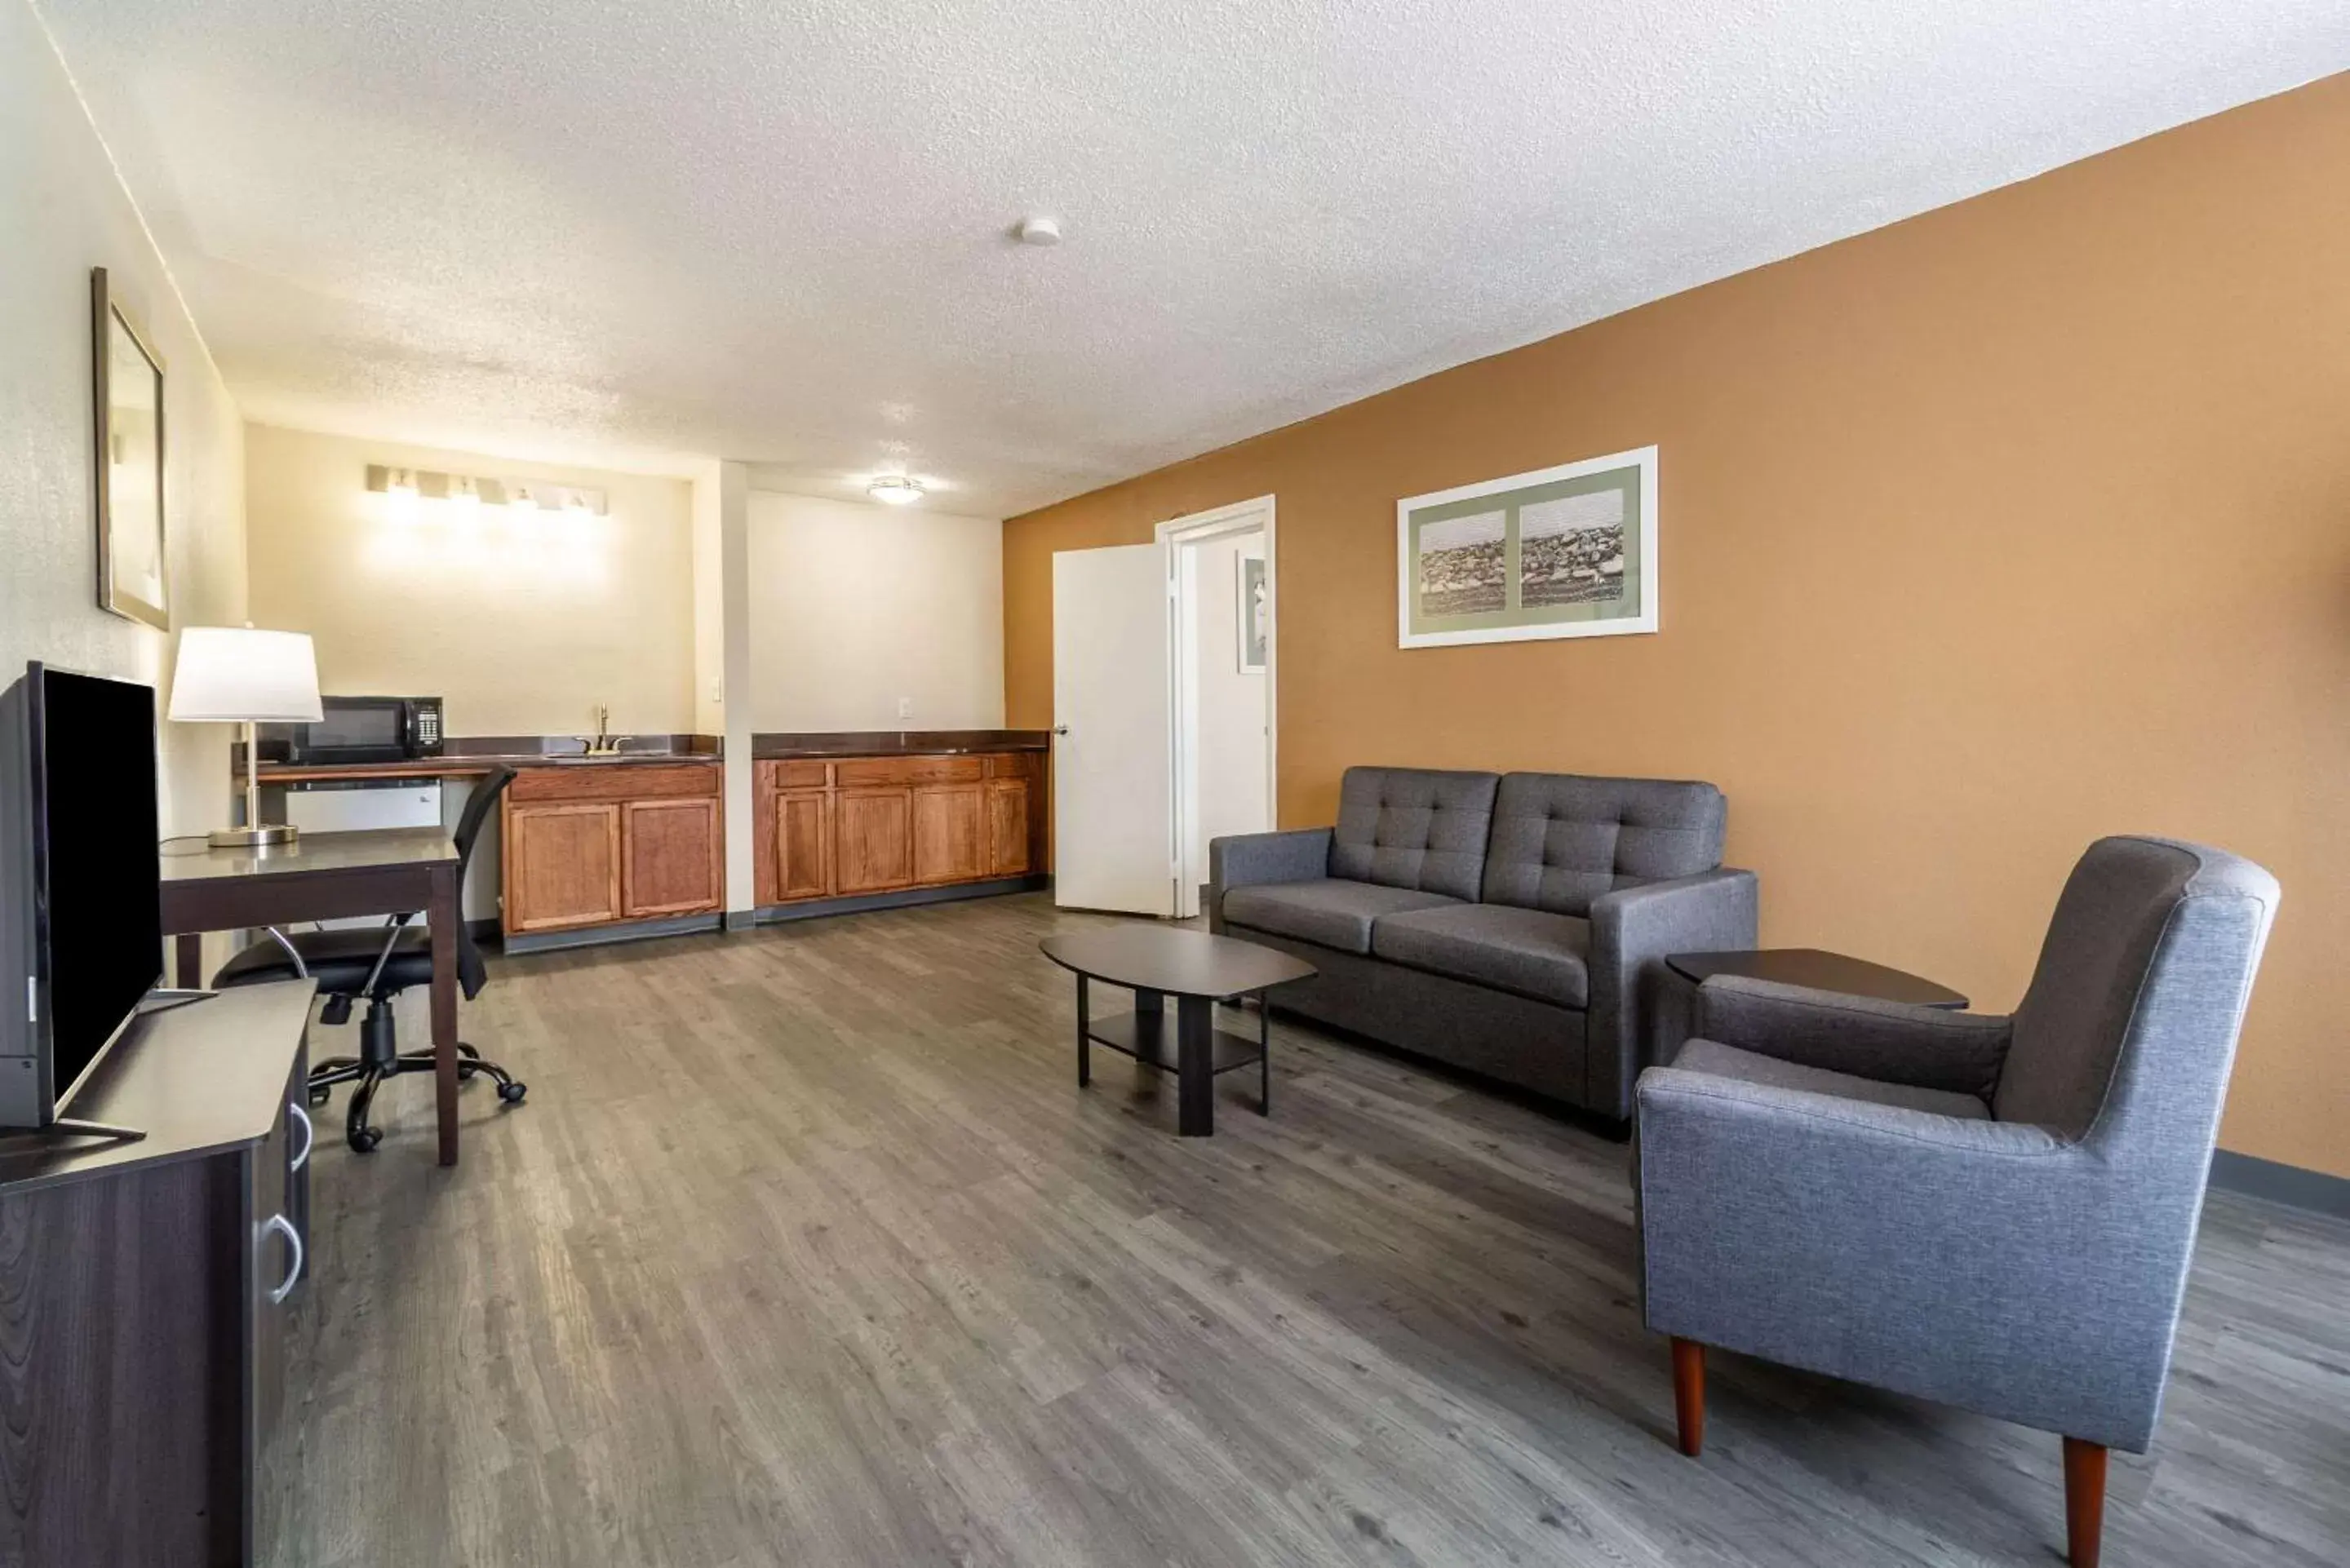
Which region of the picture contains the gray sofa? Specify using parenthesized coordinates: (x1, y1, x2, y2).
(1208, 767, 1757, 1119)
(1635, 835, 2280, 1567)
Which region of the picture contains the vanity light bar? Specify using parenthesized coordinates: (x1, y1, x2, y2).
(365, 463, 609, 516)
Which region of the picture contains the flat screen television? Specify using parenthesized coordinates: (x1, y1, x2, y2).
(0, 662, 162, 1130)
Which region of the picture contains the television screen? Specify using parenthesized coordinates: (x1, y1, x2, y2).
(30, 666, 162, 1110)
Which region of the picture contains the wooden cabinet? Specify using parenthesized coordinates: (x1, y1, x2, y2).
(502, 762, 723, 937)
(774, 791, 831, 900)
(623, 797, 722, 917)
(914, 784, 987, 884)
(987, 778, 1031, 877)
(835, 789, 914, 893)
(504, 801, 623, 931)
(0, 984, 312, 1568)
(753, 749, 1044, 908)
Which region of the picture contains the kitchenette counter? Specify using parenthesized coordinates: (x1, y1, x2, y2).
(251, 734, 721, 784)
(752, 729, 1050, 759)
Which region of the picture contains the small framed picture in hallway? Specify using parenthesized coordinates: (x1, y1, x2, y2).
(1397, 445, 1657, 648)
(1237, 552, 1268, 672)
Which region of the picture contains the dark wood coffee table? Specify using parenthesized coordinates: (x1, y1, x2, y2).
(1665, 948, 1969, 1009)
(1039, 926, 1316, 1136)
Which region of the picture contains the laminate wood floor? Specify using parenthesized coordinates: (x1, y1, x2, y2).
(273, 893, 2350, 1567)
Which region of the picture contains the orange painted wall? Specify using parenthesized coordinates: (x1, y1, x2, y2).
(1004, 74, 2350, 1178)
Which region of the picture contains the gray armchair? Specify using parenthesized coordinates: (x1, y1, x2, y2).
(1634, 835, 2278, 1568)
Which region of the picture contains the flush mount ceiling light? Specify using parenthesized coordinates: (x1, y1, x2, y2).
(867, 475, 926, 506)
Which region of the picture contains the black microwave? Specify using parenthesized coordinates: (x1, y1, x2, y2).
(259, 696, 445, 764)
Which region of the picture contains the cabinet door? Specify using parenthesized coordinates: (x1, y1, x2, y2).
(987, 778, 1031, 877)
(775, 790, 832, 901)
(504, 801, 623, 931)
(835, 789, 913, 893)
(623, 797, 724, 917)
(912, 784, 986, 885)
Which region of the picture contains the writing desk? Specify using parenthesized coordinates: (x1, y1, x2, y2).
(160, 826, 466, 1166)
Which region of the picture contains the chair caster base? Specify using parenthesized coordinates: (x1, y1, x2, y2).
(498, 1080, 528, 1105)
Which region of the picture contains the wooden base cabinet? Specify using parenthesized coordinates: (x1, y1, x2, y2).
(503, 763, 723, 936)
(836, 789, 915, 894)
(913, 784, 986, 884)
(986, 778, 1031, 877)
(503, 801, 623, 932)
(623, 797, 722, 917)
(775, 790, 831, 901)
(756, 751, 1044, 906)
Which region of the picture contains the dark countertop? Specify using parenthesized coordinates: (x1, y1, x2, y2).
(0, 981, 314, 1194)
(251, 733, 721, 782)
(753, 729, 1050, 759)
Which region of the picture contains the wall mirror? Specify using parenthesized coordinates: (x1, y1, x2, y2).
(92, 266, 169, 629)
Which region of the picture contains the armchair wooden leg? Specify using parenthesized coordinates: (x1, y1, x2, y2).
(2062, 1437, 2107, 1567)
(1669, 1338, 1705, 1457)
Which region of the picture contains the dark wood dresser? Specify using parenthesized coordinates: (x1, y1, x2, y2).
(0, 980, 314, 1567)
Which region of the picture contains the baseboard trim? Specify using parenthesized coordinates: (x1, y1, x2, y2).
(502, 912, 725, 955)
(754, 875, 1049, 926)
(2209, 1149, 2350, 1220)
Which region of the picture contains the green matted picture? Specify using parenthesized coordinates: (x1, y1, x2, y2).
(1396, 445, 1656, 649)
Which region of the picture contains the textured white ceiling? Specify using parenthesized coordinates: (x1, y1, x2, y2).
(33, 1, 2350, 516)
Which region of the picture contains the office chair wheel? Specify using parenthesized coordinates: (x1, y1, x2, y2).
(498, 1080, 527, 1105)
(349, 1125, 384, 1154)
(308, 1083, 333, 1106)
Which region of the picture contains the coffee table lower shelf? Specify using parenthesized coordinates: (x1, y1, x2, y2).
(1085, 1011, 1264, 1075)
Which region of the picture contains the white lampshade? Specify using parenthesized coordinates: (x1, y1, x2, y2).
(167, 627, 324, 723)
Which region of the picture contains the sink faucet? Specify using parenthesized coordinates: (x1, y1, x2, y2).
(585, 706, 621, 755)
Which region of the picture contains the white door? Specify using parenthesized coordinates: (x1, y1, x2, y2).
(1053, 544, 1175, 915)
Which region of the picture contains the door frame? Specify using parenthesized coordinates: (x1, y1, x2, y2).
(1157, 495, 1277, 920)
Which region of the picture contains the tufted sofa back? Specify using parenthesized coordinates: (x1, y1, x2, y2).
(1479, 773, 1727, 917)
(1330, 767, 1501, 900)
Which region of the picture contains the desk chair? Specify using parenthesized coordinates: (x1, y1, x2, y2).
(214, 767, 526, 1152)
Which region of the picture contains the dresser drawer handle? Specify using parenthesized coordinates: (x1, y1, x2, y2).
(287, 1101, 315, 1172)
(262, 1213, 304, 1305)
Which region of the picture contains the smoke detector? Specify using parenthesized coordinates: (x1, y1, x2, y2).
(1016, 215, 1062, 247)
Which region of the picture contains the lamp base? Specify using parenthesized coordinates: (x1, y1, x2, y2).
(208, 824, 299, 850)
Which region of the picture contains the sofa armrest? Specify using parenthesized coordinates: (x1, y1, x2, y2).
(1208, 828, 1332, 932)
(1583, 869, 1759, 1117)
(1696, 975, 2013, 1098)
(1633, 1065, 2183, 1451)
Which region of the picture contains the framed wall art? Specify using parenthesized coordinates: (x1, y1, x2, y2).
(1396, 445, 1656, 649)
(92, 266, 170, 630)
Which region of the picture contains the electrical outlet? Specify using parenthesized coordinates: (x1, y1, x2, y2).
(897, 696, 914, 720)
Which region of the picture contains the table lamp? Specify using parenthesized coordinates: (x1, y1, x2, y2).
(168, 625, 323, 848)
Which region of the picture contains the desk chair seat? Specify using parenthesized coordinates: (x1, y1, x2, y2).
(215, 923, 454, 997)
(212, 768, 525, 1153)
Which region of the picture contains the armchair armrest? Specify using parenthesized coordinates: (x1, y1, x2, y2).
(1633, 1065, 2184, 1452)
(1583, 869, 1759, 1117)
(1208, 828, 1332, 932)
(1696, 975, 2011, 1099)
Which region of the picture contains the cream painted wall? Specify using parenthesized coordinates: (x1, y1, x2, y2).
(747, 491, 1004, 733)
(0, 0, 246, 842)
(244, 425, 696, 737)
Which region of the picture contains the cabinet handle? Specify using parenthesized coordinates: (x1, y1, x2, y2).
(287, 1100, 315, 1172)
(262, 1213, 304, 1305)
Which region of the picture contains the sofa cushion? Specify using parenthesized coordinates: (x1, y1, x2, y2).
(1667, 1039, 1992, 1122)
(1222, 879, 1462, 956)
(1371, 903, 1592, 1009)
(1482, 773, 1726, 917)
(1329, 767, 1500, 901)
